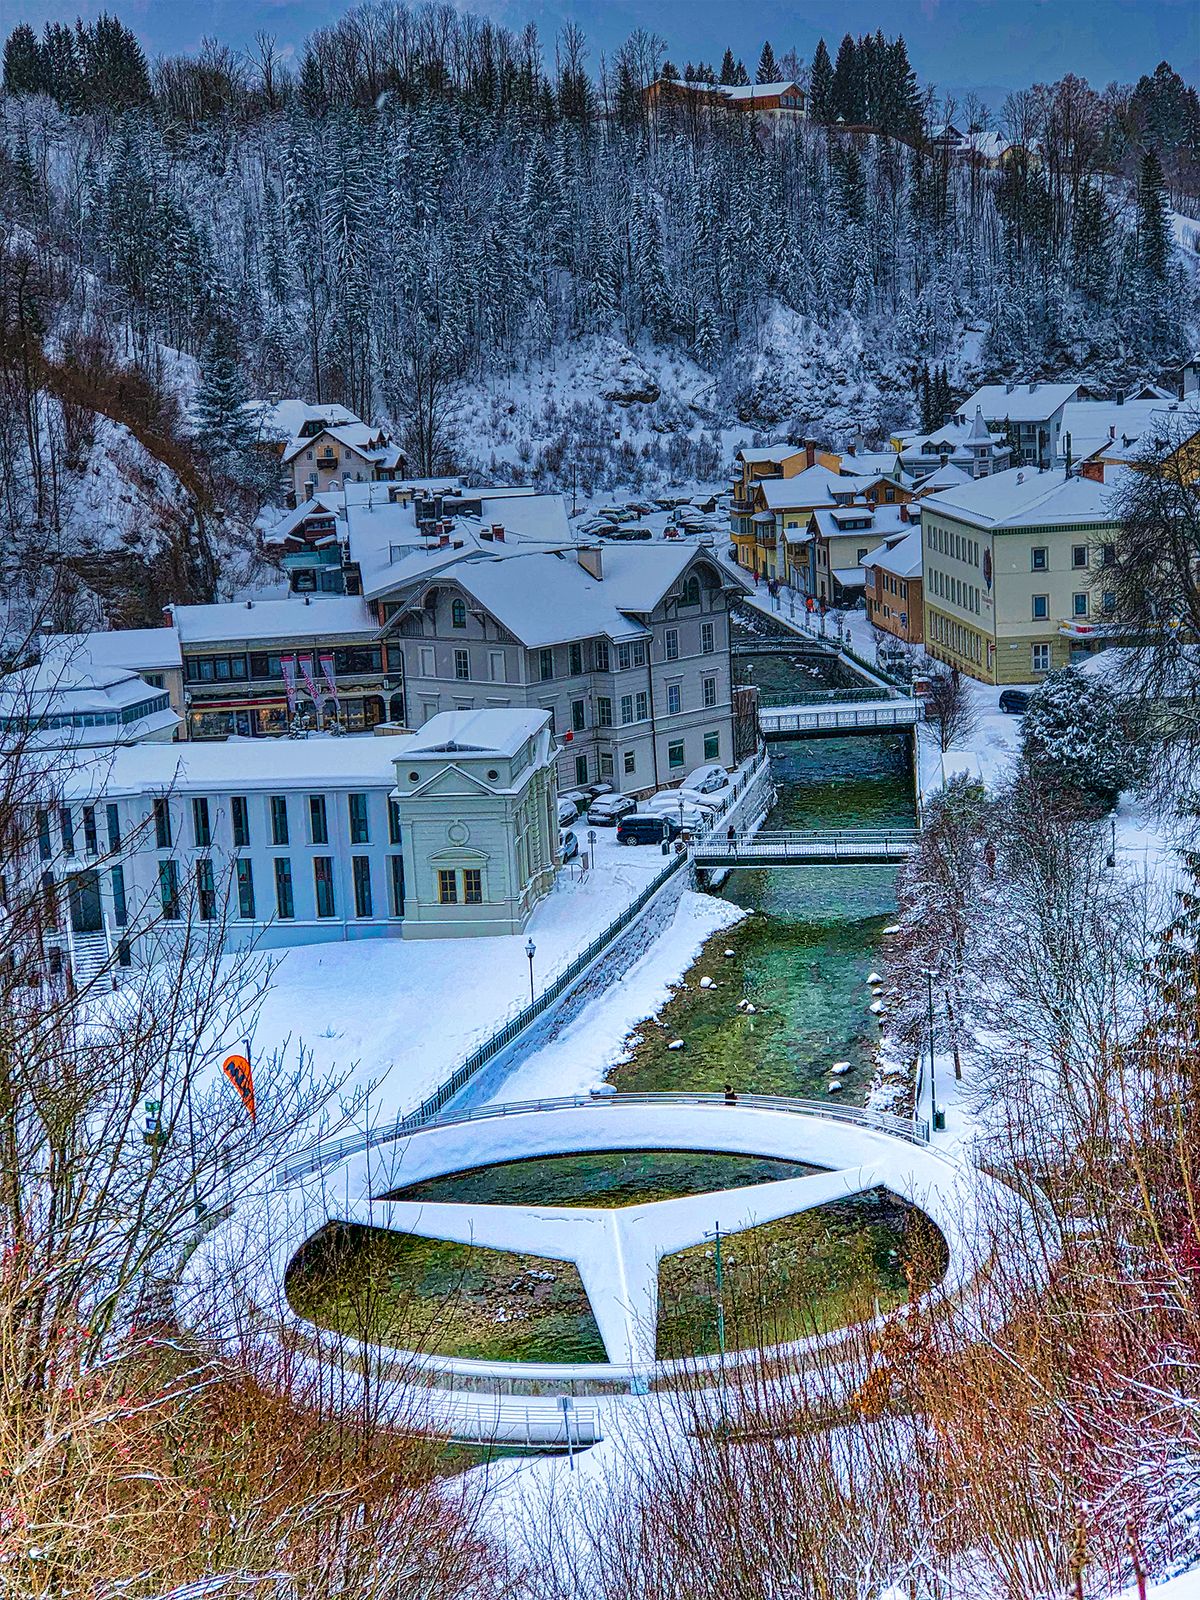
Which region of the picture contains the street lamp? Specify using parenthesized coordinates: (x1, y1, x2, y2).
(925, 967, 941, 1133)
(525, 937, 536, 1007)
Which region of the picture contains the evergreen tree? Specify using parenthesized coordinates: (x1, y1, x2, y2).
(3, 24, 46, 96)
(719, 48, 739, 87)
(733, 60, 751, 87)
(830, 34, 863, 123)
(1021, 668, 1132, 814)
(756, 41, 780, 85)
(75, 14, 151, 111)
(194, 326, 253, 470)
(809, 39, 833, 123)
(1136, 146, 1171, 282)
(1072, 181, 1112, 303)
(40, 22, 83, 112)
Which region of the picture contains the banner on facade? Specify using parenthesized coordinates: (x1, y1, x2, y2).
(280, 654, 298, 714)
(318, 652, 339, 705)
(297, 654, 321, 705)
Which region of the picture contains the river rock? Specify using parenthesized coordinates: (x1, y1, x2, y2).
(699, 976, 715, 988)
(882, 925, 901, 936)
(724, 949, 735, 957)
(866, 972, 883, 985)
(830, 1062, 851, 1074)
(667, 1039, 685, 1051)
(827, 1081, 843, 1093)
(869, 1000, 884, 1014)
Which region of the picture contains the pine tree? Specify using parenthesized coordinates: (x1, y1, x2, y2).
(3, 24, 46, 95)
(194, 326, 253, 468)
(756, 42, 779, 85)
(809, 39, 833, 123)
(1136, 146, 1171, 282)
(719, 48, 739, 87)
(733, 60, 751, 87)
(1072, 181, 1111, 303)
(830, 34, 863, 124)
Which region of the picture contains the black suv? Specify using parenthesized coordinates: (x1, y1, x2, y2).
(998, 688, 1032, 715)
(616, 814, 683, 847)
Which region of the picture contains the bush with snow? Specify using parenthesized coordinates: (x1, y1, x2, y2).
(1020, 666, 1133, 812)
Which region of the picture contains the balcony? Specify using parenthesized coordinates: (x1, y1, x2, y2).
(729, 498, 755, 514)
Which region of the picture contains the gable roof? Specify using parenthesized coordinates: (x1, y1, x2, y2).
(962, 382, 1080, 423)
(863, 527, 923, 579)
(920, 465, 1128, 530)
(403, 708, 550, 760)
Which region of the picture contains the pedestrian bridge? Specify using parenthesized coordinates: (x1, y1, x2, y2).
(759, 697, 920, 740)
(694, 828, 919, 868)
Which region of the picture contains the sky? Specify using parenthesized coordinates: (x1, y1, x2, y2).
(13, 0, 1199, 105)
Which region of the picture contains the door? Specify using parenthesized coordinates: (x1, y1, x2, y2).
(68, 869, 102, 935)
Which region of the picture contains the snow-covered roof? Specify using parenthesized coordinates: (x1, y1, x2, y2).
(723, 80, 802, 100)
(247, 399, 360, 443)
(0, 655, 179, 748)
(963, 382, 1080, 423)
(863, 528, 923, 580)
(282, 423, 393, 464)
(261, 494, 347, 546)
(44, 626, 182, 673)
(737, 444, 804, 465)
(809, 504, 909, 541)
(920, 465, 1129, 531)
(403, 709, 550, 761)
(60, 730, 412, 801)
(1058, 399, 1198, 462)
(169, 595, 378, 646)
(916, 462, 972, 491)
(755, 465, 846, 509)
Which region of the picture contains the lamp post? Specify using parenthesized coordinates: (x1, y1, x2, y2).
(525, 937, 536, 1007)
(705, 1222, 729, 1433)
(925, 967, 939, 1132)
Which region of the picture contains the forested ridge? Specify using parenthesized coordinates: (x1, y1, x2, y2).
(0, 3, 1197, 587)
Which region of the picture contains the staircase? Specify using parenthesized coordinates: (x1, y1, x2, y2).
(68, 928, 112, 988)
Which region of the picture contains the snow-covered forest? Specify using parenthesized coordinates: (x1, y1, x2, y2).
(0, 5, 1197, 625)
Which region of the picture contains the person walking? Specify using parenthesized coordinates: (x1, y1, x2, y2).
(726, 823, 736, 849)
(724, 1083, 738, 1106)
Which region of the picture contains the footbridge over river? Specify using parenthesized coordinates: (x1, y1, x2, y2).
(694, 827, 919, 868)
(758, 694, 920, 740)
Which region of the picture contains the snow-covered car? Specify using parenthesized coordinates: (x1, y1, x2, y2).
(557, 798, 579, 827)
(642, 799, 708, 833)
(586, 794, 636, 827)
(682, 764, 729, 795)
(645, 790, 718, 822)
(559, 829, 580, 862)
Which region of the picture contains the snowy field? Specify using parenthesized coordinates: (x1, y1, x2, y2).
(246, 825, 702, 1129)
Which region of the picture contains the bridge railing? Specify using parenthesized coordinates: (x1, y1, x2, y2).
(759, 687, 901, 708)
(760, 704, 920, 733)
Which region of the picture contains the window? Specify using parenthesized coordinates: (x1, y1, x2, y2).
(488, 650, 506, 683)
(635, 691, 648, 721)
(569, 642, 584, 675)
(856, 547, 869, 565)
(192, 797, 211, 848)
(196, 859, 216, 921)
(231, 796, 249, 848)
(463, 868, 483, 904)
(701, 622, 714, 654)
(623, 749, 637, 775)
(1031, 548, 1048, 572)
(667, 684, 681, 715)
(599, 751, 614, 777)
(595, 641, 610, 672)
(1032, 594, 1049, 620)
(270, 797, 288, 846)
(575, 753, 588, 786)
(703, 677, 717, 708)
(1072, 545, 1088, 569)
(388, 798, 402, 845)
(1101, 544, 1116, 568)
(539, 648, 554, 681)
(348, 792, 370, 843)
(620, 694, 634, 725)
(82, 806, 98, 856)
(615, 640, 648, 671)
(274, 857, 294, 919)
(159, 860, 179, 921)
(667, 740, 685, 770)
(237, 859, 255, 919)
(309, 795, 328, 844)
(1073, 593, 1089, 618)
(596, 696, 613, 727)
(36, 809, 51, 862)
(665, 628, 679, 661)
(451, 597, 467, 629)
(153, 799, 171, 850)
(314, 857, 335, 918)
(111, 865, 127, 927)
(454, 649, 470, 681)
(58, 807, 74, 857)
(571, 699, 586, 732)
(438, 868, 458, 904)
(352, 856, 373, 918)
(1102, 591, 1117, 615)
(1032, 643, 1051, 672)
(704, 731, 720, 761)
(389, 855, 405, 917)
(419, 646, 435, 676)
(682, 576, 701, 605)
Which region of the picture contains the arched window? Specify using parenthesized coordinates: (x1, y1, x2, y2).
(451, 598, 467, 629)
(682, 575, 701, 606)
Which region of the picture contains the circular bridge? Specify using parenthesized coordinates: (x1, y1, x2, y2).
(182, 1094, 1035, 1446)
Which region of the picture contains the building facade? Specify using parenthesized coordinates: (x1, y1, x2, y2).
(863, 529, 924, 644)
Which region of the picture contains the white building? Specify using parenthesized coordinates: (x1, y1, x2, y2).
(0, 649, 179, 748)
(959, 382, 1080, 468)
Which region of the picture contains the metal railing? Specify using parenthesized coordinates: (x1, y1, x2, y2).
(696, 828, 919, 865)
(760, 702, 920, 734)
(759, 687, 900, 708)
(275, 752, 774, 1185)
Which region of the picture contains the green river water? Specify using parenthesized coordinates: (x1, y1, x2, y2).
(292, 649, 923, 1363)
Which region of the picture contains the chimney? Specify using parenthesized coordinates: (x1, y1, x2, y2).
(1080, 459, 1105, 483)
(577, 546, 604, 580)
(492, 523, 505, 542)
(804, 438, 817, 468)
(1006, 382, 1015, 394)
(1109, 424, 1116, 440)
(438, 533, 450, 548)
(900, 504, 909, 522)
(161, 605, 174, 628)
(847, 442, 856, 456)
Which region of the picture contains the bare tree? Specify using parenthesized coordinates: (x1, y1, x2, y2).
(921, 660, 980, 754)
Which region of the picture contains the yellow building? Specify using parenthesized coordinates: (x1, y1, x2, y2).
(730, 443, 840, 575)
(921, 464, 1125, 685)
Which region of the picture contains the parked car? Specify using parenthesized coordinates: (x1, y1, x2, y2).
(682, 764, 729, 795)
(559, 828, 580, 862)
(586, 793, 637, 827)
(645, 792, 714, 827)
(999, 688, 1032, 715)
(557, 797, 579, 827)
(616, 813, 683, 847)
(643, 799, 708, 833)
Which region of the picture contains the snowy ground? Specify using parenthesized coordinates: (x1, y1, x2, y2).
(246, 825, 675, 1128)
